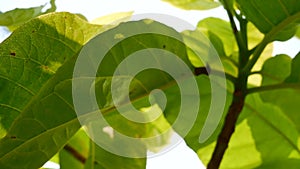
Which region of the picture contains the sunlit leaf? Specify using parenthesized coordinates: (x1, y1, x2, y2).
(259, 53, 300, 132)
(162, 0, 220, 10)
(91, 11, 133, 25)
(198, 94, 300, 168)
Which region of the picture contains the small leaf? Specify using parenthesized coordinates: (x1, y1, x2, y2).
(0, 0, 57, 31)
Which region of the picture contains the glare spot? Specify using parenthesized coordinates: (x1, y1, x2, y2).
(103, 126, 114, 139)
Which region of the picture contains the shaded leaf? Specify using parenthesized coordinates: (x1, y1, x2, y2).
(0, 5, 45, 30)
(0, 0, 57, 31)
(236, 0, 300, 41)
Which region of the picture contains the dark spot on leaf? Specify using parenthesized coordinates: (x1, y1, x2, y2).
(163, 45, 166, 49)
(10, 52, 16, 56)
(32, 30, 35, 33)
(10, 136, 16, 139)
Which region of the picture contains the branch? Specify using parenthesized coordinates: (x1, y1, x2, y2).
(211, 69, 237, 83)
(194, 66, 237, 83)
(207, 88, 246, 169)
(64, 144, 86, 164)
(247, 83, 300, 94)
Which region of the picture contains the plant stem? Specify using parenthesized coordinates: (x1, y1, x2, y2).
(64, 144, 86, 164)
(207, 1, 248, 168)
(247, 83, 300, 94)
(222, 0, 248, 67)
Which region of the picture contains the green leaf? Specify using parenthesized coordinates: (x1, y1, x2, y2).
(198, 94, 300, 168)
(285, 52, 300, 83)
(163, 75, 233, 151)
(259, 53, 300, 132)
(184, 17, 273, 82)
(0, 0, 57, 31)
(261, 54, 292, 85)
(296, 25, 300, 38)
(0, 16, 196, 168)
(91, 11, 133, 25)
(236, 0, 300, 41)
(162, 0, 220, 10)
(0, 5, 45, 31)
(197, 17, 237, 57)
(0, 12, 103, 136)
(0, 12, 105, 168)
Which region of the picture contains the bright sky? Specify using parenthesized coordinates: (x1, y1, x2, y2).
(0, 1, 299, 169)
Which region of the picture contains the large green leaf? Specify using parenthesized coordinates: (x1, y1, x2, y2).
(198, 94, 300, 168)
(0, 15, 201, 168)
(236, 0, 300, 41)
(162, 0, 220, 10)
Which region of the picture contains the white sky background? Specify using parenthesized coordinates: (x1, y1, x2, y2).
(0, 0, 299, 169)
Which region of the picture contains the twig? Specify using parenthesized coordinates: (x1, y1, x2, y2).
(247, 83, 300, 94)
(64, 144, 86, 164)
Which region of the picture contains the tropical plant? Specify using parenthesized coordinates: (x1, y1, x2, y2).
(0, 0, 299, 169)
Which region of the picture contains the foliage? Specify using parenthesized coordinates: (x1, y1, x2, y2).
(0, 0, 299, 169)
